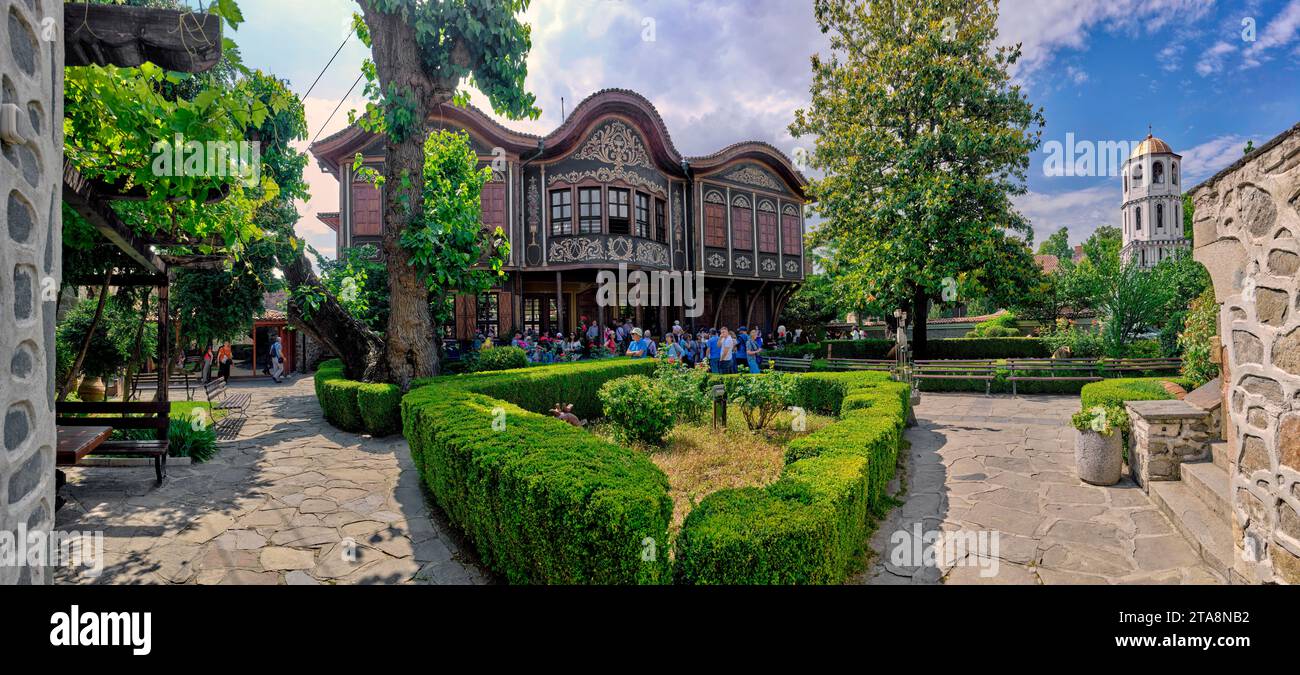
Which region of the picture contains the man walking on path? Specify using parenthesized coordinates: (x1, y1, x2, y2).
(269, 336, 285, 383)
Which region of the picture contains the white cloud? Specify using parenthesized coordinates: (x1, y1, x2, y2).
(1015, 183, 1119, 246)
(996, 0, 1216, 83)
(1178, 133, 1256, 183)
(1242, 0, 1300, 68)
(1195, 41, 1238, 76)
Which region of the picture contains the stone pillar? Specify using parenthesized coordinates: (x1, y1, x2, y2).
(1126, 400, 1217, 490)
(0, 0, 62, 585)
(1190, 122, 1300, 584)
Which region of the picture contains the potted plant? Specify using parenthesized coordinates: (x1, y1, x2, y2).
(1071, 404, 1125, 486)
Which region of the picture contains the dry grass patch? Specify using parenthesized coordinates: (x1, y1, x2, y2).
(592, 406, 833, 533)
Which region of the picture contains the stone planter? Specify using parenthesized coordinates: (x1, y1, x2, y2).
(1075, 429, 1122, 486)
(77, 376, 106, 402)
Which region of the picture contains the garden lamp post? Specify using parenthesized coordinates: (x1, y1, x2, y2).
(712, 384, 727, 429)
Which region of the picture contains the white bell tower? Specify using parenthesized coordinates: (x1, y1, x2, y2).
(1121, 132, 1189, 268)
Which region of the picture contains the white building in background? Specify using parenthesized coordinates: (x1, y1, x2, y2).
(1121, 134, 1189, 268)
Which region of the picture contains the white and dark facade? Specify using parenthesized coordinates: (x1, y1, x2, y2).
(1121, 134, 1189, 268)
(310, 89, 809, 340)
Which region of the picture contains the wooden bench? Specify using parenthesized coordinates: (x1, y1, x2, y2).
(768, 354, 814, 372)
(55, 401, 171, 484)
(913, 360, 999, 395)
(1006, 358, 1103, 396)
(204, 377, 251, 416)
(1100, 357, 1183, 376)
(131, 367, 195, 401)
(826, 358, 895, 372)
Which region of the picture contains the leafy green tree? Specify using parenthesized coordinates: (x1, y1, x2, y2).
(311, 244, 389, 332)
(790, 0, 1045, 357)
(1037, 227, 1072, 262)
(350, 0, 539, 388)
(1097, 262, 1173, 356)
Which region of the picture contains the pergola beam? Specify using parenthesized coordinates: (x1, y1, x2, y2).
(62, 162, 167, 277)
(63, 3, 224, 72)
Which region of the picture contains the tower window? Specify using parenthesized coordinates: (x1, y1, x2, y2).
(1132, 164, 1143, 184)
(1172, 163, 1179, 185)
(1156, 203, 1164, 232)
(1135, 206, 1142, 231)
(1153, 161, 1164, 184)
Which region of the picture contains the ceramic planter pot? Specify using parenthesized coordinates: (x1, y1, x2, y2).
(1075, 428, 1122, 486)
(77, 376, 106, 402)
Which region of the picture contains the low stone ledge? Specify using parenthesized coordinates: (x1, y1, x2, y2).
(1128, 400, 1216, 490)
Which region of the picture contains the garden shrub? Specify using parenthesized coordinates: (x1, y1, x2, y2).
(167, 417, 218, 462)
(1179, 287, 1220, 388)
(598, 374, 676, 445)
(401, 359, 669, 584)
(654, 360, 711, 422)
(965, 312, 1020, 337)
(474, 346, 528, 372)
(730, 371, 795, 430)
(1079, 377, 1193, 432)
(314, 359, 405, 436)
(825, 337, 1049, 360)
(357, 382, 403, 436)
(766, 342, 823, 359)
(675, 371, 909, 584)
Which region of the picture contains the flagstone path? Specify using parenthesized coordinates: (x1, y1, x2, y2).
(55, 375, 489, 585)
(859, 393, 1223, 585)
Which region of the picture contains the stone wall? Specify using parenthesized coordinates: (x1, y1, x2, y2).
(0, 0, 61, 584)
(1190, 122, 1300, 585)
(1127, 400, 1218, 489)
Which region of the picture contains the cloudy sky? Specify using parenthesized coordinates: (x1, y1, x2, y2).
(224, 0, 1300, 258)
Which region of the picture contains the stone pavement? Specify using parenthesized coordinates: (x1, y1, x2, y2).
(55, 375, 490, 585)
(860, 393, 1223, 585)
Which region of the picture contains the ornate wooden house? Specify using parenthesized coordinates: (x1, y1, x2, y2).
(310, 89, 809, 340)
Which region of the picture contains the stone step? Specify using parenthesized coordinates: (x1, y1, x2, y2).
(1210, 441, 1230, 472)
(1181, 461, 1230, 519)
(1149, 479, 1233, 580)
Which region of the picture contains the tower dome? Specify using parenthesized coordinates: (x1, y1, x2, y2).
(1120, 132, 1187, 268)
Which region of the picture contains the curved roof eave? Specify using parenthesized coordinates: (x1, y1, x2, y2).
(308, 89, 810, 198)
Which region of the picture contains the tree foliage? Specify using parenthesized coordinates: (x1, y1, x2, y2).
(345, 0, 539, 387)
(790, 0, 1045, 356)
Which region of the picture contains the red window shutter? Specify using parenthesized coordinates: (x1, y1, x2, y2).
(704, 203, 727, 248)
(782, 213, 802, 255)
(731, 206, 753, 250)
(758, 211, 778, 254)
(351, 180, 383, 237)
(481, 183, 507, 233)
(497, 291, 514, 337)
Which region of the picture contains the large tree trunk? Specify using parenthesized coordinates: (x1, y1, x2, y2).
(911, 283, 929, 360)
(358, 0, 464, 390)
(280, 246, 385, 381)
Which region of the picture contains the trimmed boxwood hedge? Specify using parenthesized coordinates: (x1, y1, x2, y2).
(674, 371, 910, 584)
(314, 360, 403, 436)
(403, 359, 670, 584)
(400, 361, 910, 585)
(825, 337, 1050, 360)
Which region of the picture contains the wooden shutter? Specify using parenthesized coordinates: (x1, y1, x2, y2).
(497, 291, 514, 337)
(454, 294, 476, 341)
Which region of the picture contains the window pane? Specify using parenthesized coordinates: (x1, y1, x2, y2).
(634, 193, 650, 238)
(550, 189, 572, 235)
(655, 199, 666, 242)
(609, 188, 630, 235)
(579, 188, 602, 233)
(705, 203, 727, 248)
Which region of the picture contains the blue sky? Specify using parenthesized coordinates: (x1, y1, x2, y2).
(218, 0, 1300, 258)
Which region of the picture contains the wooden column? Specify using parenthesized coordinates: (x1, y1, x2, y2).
(555, 271, 564, 335)
(156, 283, 170, 411)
